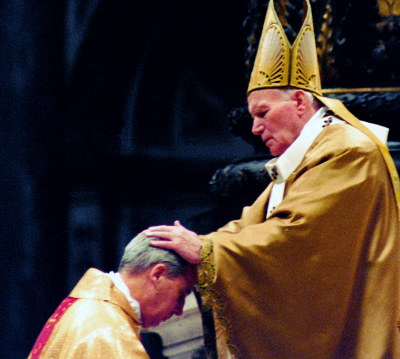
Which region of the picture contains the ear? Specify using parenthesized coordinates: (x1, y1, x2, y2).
(149, 263, 168, 285)
(291, 90, 307, 114)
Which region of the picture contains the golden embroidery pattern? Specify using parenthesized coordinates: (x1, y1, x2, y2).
(248, 0, 322, 96)
(199, 237, 242, 359)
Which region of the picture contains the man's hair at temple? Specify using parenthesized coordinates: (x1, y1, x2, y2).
(119, 234, 190, 277)
(279, 87, 321, 108)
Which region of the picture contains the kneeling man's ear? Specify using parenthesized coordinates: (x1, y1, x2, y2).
(149, 263, 168, 284)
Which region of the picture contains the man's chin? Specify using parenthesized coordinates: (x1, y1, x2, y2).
(269, 146, 285, 157)
(266, 143, 278, 156)
(142, 319, 162, 328)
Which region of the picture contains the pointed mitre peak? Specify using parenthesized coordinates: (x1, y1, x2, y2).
(247, 0, 322, 96)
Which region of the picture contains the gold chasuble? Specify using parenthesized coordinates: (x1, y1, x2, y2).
(28, 268, 149, 359)
(199, 123, 400, 358)
(198, 1, 400, 357)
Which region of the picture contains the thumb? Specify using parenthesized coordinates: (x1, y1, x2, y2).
(174, 220, 184, 228)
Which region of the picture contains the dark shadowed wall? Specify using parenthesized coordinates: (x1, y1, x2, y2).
(0, 1, 254, 358)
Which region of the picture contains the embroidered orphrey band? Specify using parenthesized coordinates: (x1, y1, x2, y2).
(30, 296, 78, 359)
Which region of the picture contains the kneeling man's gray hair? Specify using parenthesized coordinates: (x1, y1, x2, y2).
(119, 234, 190, 278)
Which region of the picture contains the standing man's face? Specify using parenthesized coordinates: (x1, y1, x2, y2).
(248, 89, 306, 156)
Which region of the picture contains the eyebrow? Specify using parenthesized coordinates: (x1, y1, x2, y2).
(249, 103, 269, 113)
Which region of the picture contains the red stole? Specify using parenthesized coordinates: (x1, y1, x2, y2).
(30, 296, 78, 359)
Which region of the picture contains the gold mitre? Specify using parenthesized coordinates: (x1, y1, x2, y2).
(247, 0, 322, 96)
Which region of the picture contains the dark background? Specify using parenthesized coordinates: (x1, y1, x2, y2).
(0, 1, 256, 357)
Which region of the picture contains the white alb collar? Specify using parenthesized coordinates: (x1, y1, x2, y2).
(265, 107, 337, 183)
(108, 271, 141, 321)
(264, 107, 389, 218)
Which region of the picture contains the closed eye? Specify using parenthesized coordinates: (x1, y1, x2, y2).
(253, 111, 267, 119)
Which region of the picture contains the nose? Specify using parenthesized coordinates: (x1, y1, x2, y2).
(252, 119, 264, 136)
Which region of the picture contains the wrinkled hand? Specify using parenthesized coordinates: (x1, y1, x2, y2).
(141, 220, 202, 264)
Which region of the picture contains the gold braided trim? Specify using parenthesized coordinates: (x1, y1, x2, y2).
(199, 237, 241, 358)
